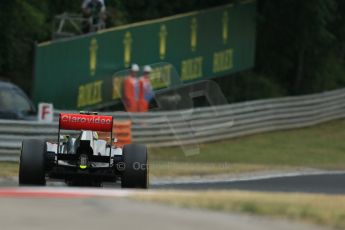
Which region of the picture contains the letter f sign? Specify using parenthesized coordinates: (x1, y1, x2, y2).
(38, 103, 54, 123)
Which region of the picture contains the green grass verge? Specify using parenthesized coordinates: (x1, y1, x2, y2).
(0, 162, 19, 178)
(149, 119, 345, 177)
(134, 191, 345, 229)
(149, 162, 292, 178)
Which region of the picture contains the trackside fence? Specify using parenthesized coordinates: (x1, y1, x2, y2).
(1, 88, 345, 161)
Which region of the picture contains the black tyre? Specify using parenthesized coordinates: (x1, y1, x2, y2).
(121, 144, 148, 189)
(19, 139, 46, 186)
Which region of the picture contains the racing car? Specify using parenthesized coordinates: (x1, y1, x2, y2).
(18, 112, 148, 188)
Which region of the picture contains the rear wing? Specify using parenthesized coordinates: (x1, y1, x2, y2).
(57, 113, 114, 163)
(59, 113, 113, 132)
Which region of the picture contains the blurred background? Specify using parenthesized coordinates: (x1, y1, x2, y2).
(0, 0, 344, 104)
(1, 1, 345, 230)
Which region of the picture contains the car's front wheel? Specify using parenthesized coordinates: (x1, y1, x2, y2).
(19, 139, 46, 186)
(121, 144, 148, 189)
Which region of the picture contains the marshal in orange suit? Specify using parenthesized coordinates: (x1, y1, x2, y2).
(122, 64, 140, 112)
(138, 65, 154, 112)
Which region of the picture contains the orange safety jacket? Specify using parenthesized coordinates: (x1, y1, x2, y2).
(138, 76, 153, 112)
(122, 75, 139, 112)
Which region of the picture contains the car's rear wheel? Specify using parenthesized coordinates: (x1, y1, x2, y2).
(121, 144, 148, 189)
(19, 139, 46, 186)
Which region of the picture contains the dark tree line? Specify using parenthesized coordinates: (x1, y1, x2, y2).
(219, 0, 345, 102)
(256, 0, 345, 94)
(0, 0, 344, 102)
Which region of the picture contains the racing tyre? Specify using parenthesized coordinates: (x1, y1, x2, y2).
(121, 144, 148, 189)
(19, 139, 46, 186)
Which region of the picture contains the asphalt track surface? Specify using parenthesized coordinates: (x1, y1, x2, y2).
(0, 172, 343, 230)
(152, 172, 345, 194)
(1, 172, 345, 194)
(0, 197, 333, 230)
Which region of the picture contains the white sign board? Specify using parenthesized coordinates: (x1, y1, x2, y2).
(38, 103, 54, 123)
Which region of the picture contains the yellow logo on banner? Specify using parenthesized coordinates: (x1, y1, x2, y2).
(77, 80, 103, 108)
(181, 56, 203, 81)
(213, 49, 233, 73)
(112, 77, 124, 100)
(123, 32, 132, 68)
(191, 18, 198, 51)
(89, 38, 98, 76)
(159, 25, 168, 60)
(222, 11, 229, 44)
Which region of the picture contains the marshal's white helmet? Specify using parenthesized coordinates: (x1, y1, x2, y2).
(143, 65, 152, 73)
(131, 64, 139, 72)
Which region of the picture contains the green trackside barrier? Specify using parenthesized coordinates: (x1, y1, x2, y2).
(33, 0, 256, 110)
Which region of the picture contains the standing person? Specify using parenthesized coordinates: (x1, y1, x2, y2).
(138, 65, 154, 112)
(81, 0, 106, 33)
(122, 64, 140, 112)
